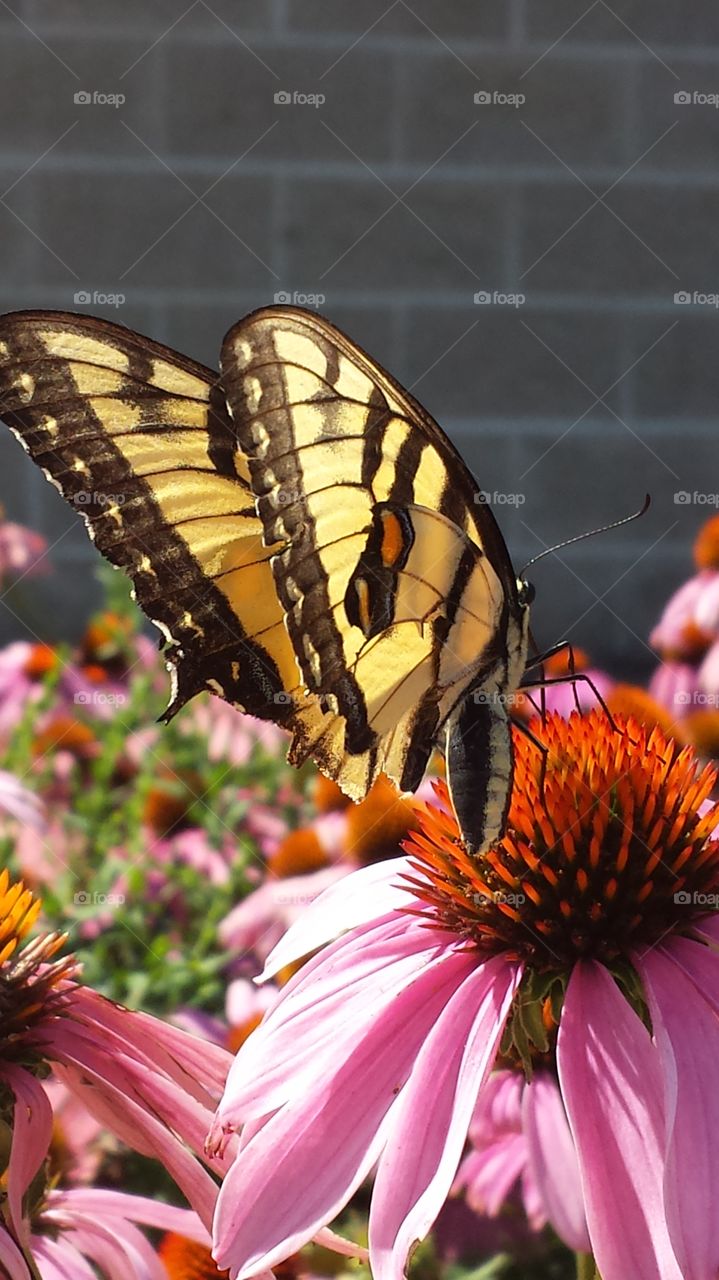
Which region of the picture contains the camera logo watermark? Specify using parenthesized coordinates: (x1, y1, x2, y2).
(74, 90, 125, 108)
(674, 890, 719, 906)
(274, 90, 325, 108)
(74, 290, 125, 308)
(674, 690, 719, 707)
(71, 491, 126, 507)
(674, 90, 719, 108)
(474, 290, 525, 308)
(74, 890, 126, 907)
(475, 490, 526, 506)
(474, 90, 526, 108)
(273, 290, 325, 307)
(74, 690, 127, 707)
(471, 689, 523, 707)
(674, 491, 719, 507)
(674, 290, 719, 307)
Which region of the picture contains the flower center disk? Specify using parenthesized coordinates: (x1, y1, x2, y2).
(404, 711, 719, 967)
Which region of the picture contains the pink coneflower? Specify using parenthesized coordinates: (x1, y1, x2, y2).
(212, 710, 719, 1280)
(182, 695, 286, 768)
(0, 515, 47, 581)
(649, 514, 719, 749)
(3, 1186, 217, 1280)
(0, 768, 45, 830)
(453, 1068, 589, 1250)
(0, 866, 233, 1272)
(517, 646, 614, 721)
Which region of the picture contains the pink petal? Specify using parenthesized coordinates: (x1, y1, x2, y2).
(523, 1071, 589, 1252)
(259, 857, 421, 980)
(47, 1189, 211, 1245)
(33, 1237, 111, 1279)
(368, 956, 519, 1280)
(0, 1225, 32, 1280)
(638, 944, 719, 1279)
(558, 961, 681, 1280)
(313, 1227, 369, 1263)
(454, 1136, 526, 1216)
(1, 1065, 53, 1245)
(218, 914, 454, 1125)
(213, 945, 476, 1277)
(50, 1049, 220, 1232)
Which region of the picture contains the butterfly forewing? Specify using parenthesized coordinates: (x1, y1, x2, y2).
(0, 311, 303, 723)
(220, 307, 514, 794)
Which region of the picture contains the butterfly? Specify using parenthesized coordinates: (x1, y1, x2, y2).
(0, 306, 534, 854)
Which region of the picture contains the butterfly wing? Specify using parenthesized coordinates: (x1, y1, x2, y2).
(0, 310, 308, 726)
(221, 306, 525, 798)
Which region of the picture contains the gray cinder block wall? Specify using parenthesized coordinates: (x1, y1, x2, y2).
(0, 0, 717, 678)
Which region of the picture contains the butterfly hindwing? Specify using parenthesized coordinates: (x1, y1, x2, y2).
(0, 311, 302, 724)
(220, 307, 518, 794)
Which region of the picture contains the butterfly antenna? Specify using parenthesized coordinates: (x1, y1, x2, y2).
(519, 494, 650, 579)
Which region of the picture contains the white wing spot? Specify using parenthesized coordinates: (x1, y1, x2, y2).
(16, 372, 35, 402)
(250, 420, 270, 459)
(234, 339, 253, 368)
(243, 375, 263, 413)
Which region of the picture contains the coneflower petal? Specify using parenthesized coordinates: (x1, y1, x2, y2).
(0, 1225, 32, 1280)
(259, 855, 421, 981)
(523, 1072, 589, 1252)
(217, 915, 457, 1126)
(558, 962, 681, 1280)
(213, 947, 476, 1277)
(369, 956, 519, 1280)
(638, 946, 719, 1280)
(2, 1065, 53, 1245)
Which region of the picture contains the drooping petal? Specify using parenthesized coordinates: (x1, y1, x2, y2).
(1, 1065, 53, 1245)
(44, 1189, 211, 1246)
(558, 961, 681, 1280)
(313, 1227, 369, 1263)
(369, 956, 520, 1280)
(454, 1138, 526, 1217)
(50, 1046, 220, 1232)
(218, 914, 453, 1124)
(0, 1224, 32, 1280)
(213, 945, 476, 1278)
(523, 1071, 590, 1252)
(638, 944, 719, 1279)
(259, 857, 421, 980)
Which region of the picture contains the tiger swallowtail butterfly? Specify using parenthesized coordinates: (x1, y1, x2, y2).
(0, 307, 534, 854)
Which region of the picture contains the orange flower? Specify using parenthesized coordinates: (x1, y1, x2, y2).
(32, 715, 96, 759)
(142, 767, 204, 836)
(694, 513, 719, 569)
(158, 1234, 229, 1279)
(605, 683, 676, 733)
(270, 828, 329, 878)
(344, 774, 417, 864)
(23, 643, 59, 679)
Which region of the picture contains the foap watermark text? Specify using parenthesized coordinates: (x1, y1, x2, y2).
(74, 90, 125, 108)
(474, 290, 525, 308)
(274, 90, 325, 108)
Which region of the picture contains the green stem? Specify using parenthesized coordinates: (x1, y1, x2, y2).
(576, 1253, 599, 1280)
